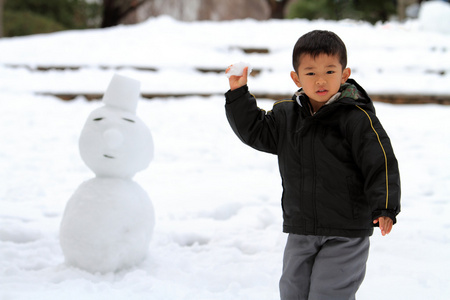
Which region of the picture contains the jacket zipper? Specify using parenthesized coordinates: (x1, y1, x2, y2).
(311, 125, 318, 235)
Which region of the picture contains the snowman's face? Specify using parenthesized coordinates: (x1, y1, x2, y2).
(79, 106, 153, 178)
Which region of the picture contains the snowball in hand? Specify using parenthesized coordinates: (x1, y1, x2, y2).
(226, 62, 253, 78)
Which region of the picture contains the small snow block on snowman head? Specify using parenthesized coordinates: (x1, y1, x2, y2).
(102, 74, 140, 113)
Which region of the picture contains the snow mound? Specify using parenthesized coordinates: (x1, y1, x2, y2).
(418, 0, 450, 34)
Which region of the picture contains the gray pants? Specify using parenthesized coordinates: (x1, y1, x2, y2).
(279, 234, 370, 300)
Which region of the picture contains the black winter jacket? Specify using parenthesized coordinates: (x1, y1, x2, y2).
(225, 79, 401, 238)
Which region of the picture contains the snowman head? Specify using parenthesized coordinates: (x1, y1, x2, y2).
(79, 74, 154, 178)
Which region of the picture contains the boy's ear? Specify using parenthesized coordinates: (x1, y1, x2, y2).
(291, 71, 302, 87)
(341, 67, 351, 83)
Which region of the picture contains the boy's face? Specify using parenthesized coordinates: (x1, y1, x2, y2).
(291, 53, 351, 111)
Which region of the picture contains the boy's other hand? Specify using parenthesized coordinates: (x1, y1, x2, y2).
(373, 216, 393, 236)
(226, 66, 248, 91)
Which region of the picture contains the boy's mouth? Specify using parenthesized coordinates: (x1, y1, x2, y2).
(316, 89, 328, 96)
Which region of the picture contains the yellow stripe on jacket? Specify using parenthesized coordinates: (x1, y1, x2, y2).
(356, 105, 389, 209)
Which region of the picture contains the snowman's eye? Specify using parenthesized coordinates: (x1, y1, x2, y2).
(123, 118, 135, 123)
(93, 117, 103, 121)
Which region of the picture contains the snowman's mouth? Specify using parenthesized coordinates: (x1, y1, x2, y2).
(103, 154, 115, 159)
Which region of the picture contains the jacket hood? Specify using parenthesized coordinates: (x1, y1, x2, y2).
(340, 78, 375, 113)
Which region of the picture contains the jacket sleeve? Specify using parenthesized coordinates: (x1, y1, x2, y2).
(225, 85, 278, 154)
(346, 107, 401, 224)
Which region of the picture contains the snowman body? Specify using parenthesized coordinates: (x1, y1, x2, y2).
(60, 74, 154, 273)
(60, 178, 154, 273)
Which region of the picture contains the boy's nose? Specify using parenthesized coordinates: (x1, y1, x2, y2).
(316, 77, 326, 85)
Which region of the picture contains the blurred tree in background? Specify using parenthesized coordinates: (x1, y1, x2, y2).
(287, 0, 345, 20)
(101, 0, 146, 28)
(353, 0, 397, 24)
(266, 0, 290, 19)
(0, 0, 3, 37)
(0, 0, 404, 38)
(286, 0, 397, 24)
(2, 0, 101, 37)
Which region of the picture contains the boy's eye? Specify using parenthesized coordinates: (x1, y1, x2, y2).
(327, 70, 335, 74)
(306, 72, 315, 76)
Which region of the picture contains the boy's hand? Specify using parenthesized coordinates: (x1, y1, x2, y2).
(373, 216, 393, 236)
(226, 66, 249, 91)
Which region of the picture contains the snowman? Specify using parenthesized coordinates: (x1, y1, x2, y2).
(60, 74, 155, 273)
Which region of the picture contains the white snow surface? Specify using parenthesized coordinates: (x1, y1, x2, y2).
(1, 10, 450, 300)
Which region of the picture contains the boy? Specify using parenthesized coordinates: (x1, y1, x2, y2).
(224, 30, 400, 300)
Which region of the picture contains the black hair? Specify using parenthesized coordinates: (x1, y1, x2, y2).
(292, 30, 347, 72)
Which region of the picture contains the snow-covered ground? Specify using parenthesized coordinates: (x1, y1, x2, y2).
(1, 2, 450, 299)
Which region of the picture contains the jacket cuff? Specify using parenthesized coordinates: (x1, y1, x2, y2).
(372, 210, 397, 225)
(225, 85, 248, 104)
